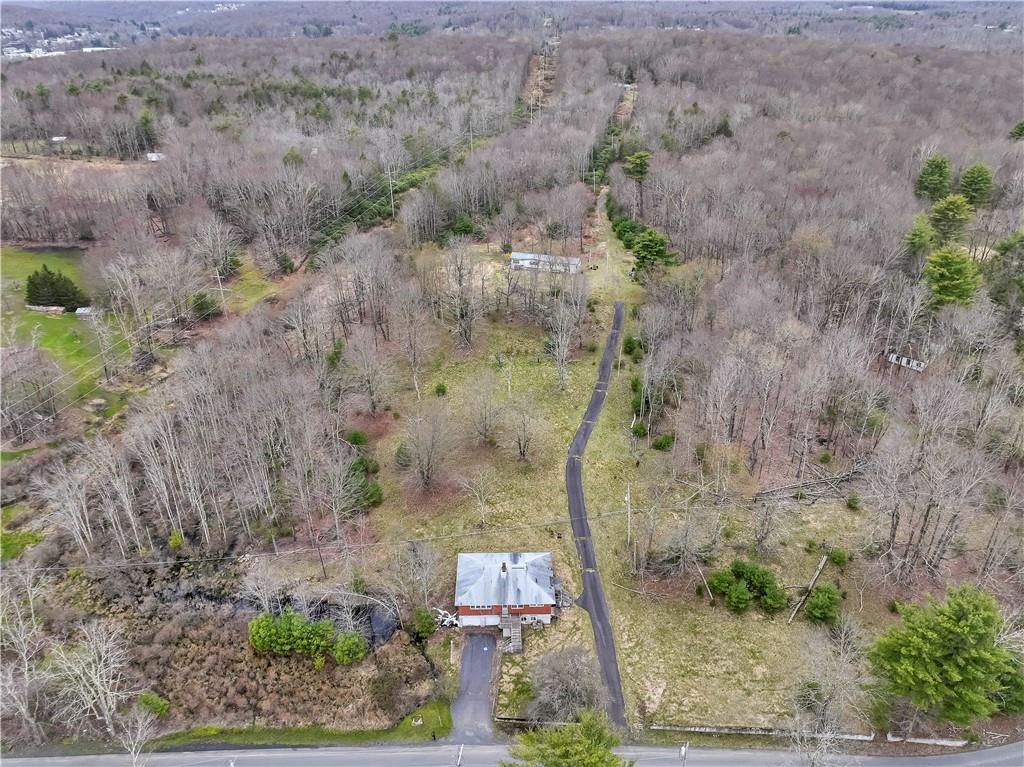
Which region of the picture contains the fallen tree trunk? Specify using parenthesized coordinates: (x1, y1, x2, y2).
(788, 551, 830, 625)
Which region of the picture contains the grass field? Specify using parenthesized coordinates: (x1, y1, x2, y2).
(1, 504, 43, 562)
(150, 700, 452, 750)
(0, 246, 121, 404)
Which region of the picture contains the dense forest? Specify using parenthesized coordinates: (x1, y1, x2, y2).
(1, 3, 1022, 764)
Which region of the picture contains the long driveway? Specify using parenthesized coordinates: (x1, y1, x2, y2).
(5, 741, 1021, 766)
(566, 300, 627, 728)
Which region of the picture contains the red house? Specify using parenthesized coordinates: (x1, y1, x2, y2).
(455, 552, 556, 632)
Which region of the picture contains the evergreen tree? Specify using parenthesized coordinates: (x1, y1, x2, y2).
(914, 155, 950, 202)
(632, 229, 672, 275)
(957, 163, 994, 207)
(624, 151, 651, 218)
(923, 246, 979, 307)
(984, 229, 1024, 335)
(904, 213, 934, 265)
(24, 264, 90, 311)
(137, 109, 157, 152)
(868, 586, 1024, 725)
(1010, 120, 1024, 141)
(927, 194, 973, 245)
(501, 711, 633, 767)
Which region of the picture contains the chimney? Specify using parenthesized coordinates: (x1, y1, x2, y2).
(500, 561, 508, 576)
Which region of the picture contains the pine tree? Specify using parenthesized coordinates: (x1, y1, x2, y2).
(914, 155, 950, 202)
(501, 711, 633, 767)
(869, 586, 1023, 725)
(927, 194, 973, 245)
(24, 264, 90, 311)
(923, 246, 979, 307)
(632, 229, 672, 275)
(957, 163, 994, 207)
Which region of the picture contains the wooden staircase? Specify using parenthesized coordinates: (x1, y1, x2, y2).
(500, 611, 523, 653)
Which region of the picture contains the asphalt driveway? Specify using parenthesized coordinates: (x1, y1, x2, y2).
(566, 301, 627, 728)
(449, 632, 497, 744)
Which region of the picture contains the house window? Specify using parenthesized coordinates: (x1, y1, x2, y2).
(508, 604, 523, 609)
(469, 605, 491, 610)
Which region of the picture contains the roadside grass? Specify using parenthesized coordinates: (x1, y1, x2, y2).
(1, 504, 43, 562)
(587, 188, 645, 307)
(1, 446, 39, 462)
(150, 699, 452, 750)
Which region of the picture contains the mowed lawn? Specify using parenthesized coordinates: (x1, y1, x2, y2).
(1, 246, 120, 402)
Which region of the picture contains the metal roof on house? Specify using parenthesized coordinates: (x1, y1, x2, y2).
(510, 251, 581, 266)
(454, 552, 556, 607)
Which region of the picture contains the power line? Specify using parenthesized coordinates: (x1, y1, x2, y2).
(1, 506, 636, 576)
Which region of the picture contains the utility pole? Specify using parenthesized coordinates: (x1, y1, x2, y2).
(386, 164, 396, 217)
(679, 742, 688, 766)
(213, 272, 228, 314)
(625, 482, 632, 548)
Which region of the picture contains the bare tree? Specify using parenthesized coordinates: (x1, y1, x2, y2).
(0, 570, 52, 745)
(240, 558, 285, 614)
(467, 373, 504, 445)
(457, 467, 497, 526)
(405, 405, 452, 488)
(547, 298, 575, 389)
(510, 403, 535, 461)
(437, 237, 485, 348)
(525, 646, 603, 723)
(115, 704, 158, 767)
(50, 622, 135, 738)
(393, 281, 434, 399)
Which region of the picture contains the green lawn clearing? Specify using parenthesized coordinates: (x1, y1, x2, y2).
(1, 505, 43, 562)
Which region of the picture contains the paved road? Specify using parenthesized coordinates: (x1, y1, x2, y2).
(5, 741, 1021, 766)
(449, 633, 497, 744)
(566, 300, 627, 728)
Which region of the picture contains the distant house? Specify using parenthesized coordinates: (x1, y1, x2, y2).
(75, 307, 100, 318)
(455, 552, 556, 639)
(884, 347, 927, 373)
(509, 251, 581, 274)
(145, 152, 165, 162)
(51, 136, 67, 143)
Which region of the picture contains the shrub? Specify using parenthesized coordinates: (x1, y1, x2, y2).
(805, 583, 842, 626)
(168, 529, 184, 551)
(410, 607, 436, 644)
(363, 480, 383, 507)
(651, 433, 675, 451)
(434, 382, 447, 397)
(631, 421, 648, 438)
(345, 430, 369, 446)
(191, 290, 222, 320)
(845, 494, 861, 511)
(725, 579, 753, 613)
(247, 609, 335, 660)
(351, 456, 379, 475)
(829, 547, 850, 568)
(622, 336, 638, 355)
(760, 580, 789, 614)
(394, 443, 412, 469)
(818, 451, 832, 465)
(706, 569, 735, 596)
(332, 632, 369, 666)
(369, 669, 402, 714)
(138, 690, 170, 716)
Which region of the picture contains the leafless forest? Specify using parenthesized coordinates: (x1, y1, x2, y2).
(1, 0, 1022, 759)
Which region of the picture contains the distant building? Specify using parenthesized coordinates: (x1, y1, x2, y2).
(509, 251, 580, 274)
(884, 347, 927, 373)
(455, 552, 556, 636)
(145, 152, 165, 162)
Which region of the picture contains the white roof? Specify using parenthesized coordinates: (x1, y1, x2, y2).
(455, 552, 556, 606)
(510, 251, 581, 266)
